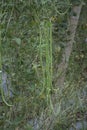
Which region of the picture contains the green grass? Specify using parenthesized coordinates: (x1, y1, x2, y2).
(0, 0, 87, 130)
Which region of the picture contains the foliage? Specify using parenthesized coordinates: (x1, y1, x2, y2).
(0, 0, 87, 130)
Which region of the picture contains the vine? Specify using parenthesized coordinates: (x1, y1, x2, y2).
(39, 21, 60, 115)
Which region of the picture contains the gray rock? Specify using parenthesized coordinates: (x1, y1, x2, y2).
(69, 121, 87, 130)
(1, 71, 13, 98)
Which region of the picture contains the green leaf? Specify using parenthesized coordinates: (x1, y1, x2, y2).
(24, 124, 33, 130)
(13, 38, 21, 45)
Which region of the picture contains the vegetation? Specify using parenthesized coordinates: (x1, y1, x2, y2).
(0, 0, 87, 130)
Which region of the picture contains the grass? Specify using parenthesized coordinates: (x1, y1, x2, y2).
(0, 0, 87, 130)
